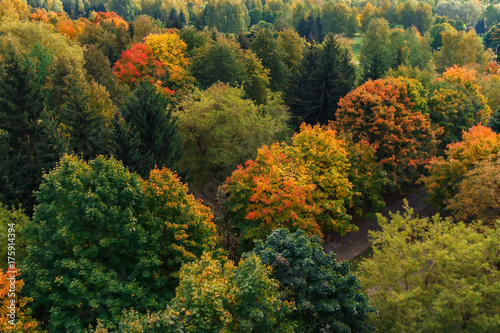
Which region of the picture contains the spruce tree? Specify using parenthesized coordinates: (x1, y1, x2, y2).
(0, 44, 65, 212)
(288, 35, 356, 127)
(116, 82, 181, 178)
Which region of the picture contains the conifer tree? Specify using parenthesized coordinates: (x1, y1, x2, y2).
(288, 35, 356, 127)
(116, 81, 182, 178)
(0, 44, 65, 212)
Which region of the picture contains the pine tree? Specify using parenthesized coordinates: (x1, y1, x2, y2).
(288, 36, 356, 127)
(0, 44, 65, 212)
(60, 80, 112, 160)
(117, 82, 181, 178)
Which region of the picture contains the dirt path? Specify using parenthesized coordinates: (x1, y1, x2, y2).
(323, 187, 429, 262)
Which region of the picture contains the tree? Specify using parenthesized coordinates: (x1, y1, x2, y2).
(203, 0, 250, 34)
(388, 27, 432, 71)
(0, 44, 66, 213)
(252, 228, 374, 333)
(113, 42, 169, 91)
(170, 252, 294, 332)
(428, 66, 492, 147)
(420, 124, 500, 210)
(117, 81, 181, 178)
(429, 22, 455, 50)
(333, 77, 438, 187)
(250, 28, 289, 92)
(191, 36, 271, 103)
(358, 206, 500, 332)
(447, 155, 500, 225)
(433, 28, 494, 73)
(484, 24, 500, 61)
(288, 35, 356, 127)
(360, 18, 392, 81)
(176, 82, 288, 189)
(223, 124, 374, 249)
(0, 269, 41, 332)
(21, 155, 218, 332)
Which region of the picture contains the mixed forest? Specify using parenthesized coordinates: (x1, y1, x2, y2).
(0, 0, 500, 331)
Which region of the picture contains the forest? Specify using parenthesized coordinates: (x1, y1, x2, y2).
(0, 0, 500, 331)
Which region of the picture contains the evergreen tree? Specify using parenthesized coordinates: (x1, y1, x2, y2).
(117, 82, 181, 178)
(288, 35, 356, 127)
(60, 80, 113, 161)
(0, 44, 65, 213)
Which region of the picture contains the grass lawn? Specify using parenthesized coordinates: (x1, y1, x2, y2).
(350, 36, 363, 62)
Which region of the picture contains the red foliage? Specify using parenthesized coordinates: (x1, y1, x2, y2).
(113, 43, 167, 86)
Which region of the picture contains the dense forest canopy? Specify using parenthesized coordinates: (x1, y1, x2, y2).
(1, 0, 500, 331)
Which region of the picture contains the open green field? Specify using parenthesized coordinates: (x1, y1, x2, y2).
(351, 36, 363, 62)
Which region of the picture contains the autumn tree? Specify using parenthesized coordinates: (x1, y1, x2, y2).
(288, 34, 356, 127)
(21, 156, 218, 332)
(433, 28, 494, 73)
(359, 206, 500, 332)
(223, 124, 383, 249)
(428, 66, 492, 147)
(420, 124, 500, 210)
(333, 77, 438, 187)
(170, 252, 294, 332)
(252, 229, 374, 333)
(116, 81, 182, 178)
(447, 155, 500, 225)
(0, 269, 41, 332)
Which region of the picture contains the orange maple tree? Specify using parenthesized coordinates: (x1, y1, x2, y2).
(333, 77, 438, 187)
(0, 268, 40, 332)
(420, 124, 500, 209)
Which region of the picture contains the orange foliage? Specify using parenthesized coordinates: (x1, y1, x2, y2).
(0, 268, 40, 332)
(333, 77, 438, 187)
(56, 19, 85, 39)
(420, 124, 500, 208)
(224, 143, 322, 245)
(92, 11, 128, 30)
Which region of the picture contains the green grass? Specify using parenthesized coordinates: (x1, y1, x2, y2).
(350, 36, 363, 63)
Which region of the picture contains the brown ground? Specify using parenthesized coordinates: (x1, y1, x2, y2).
(323, 187, 434, 261)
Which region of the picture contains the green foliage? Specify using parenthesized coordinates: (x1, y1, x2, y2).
(288, 34, 356, 127)
(116, 81, 182, 178)
(252, 228, 374, 333)
(203, 0, 250, 34)
(21, 155, 218, 332)
(359, 205, 500, 332)
(360, 18, 391, 81)
(176, 82, 289, 189)
(0, 43, 66, 213)
(191, 36, 271, 104)
(250, 27, 289, 92)
(170, 252, 294, 332)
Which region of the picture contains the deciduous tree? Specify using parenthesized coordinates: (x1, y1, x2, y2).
(333, 77, 438, 187)
(359, 206, 500, 332)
